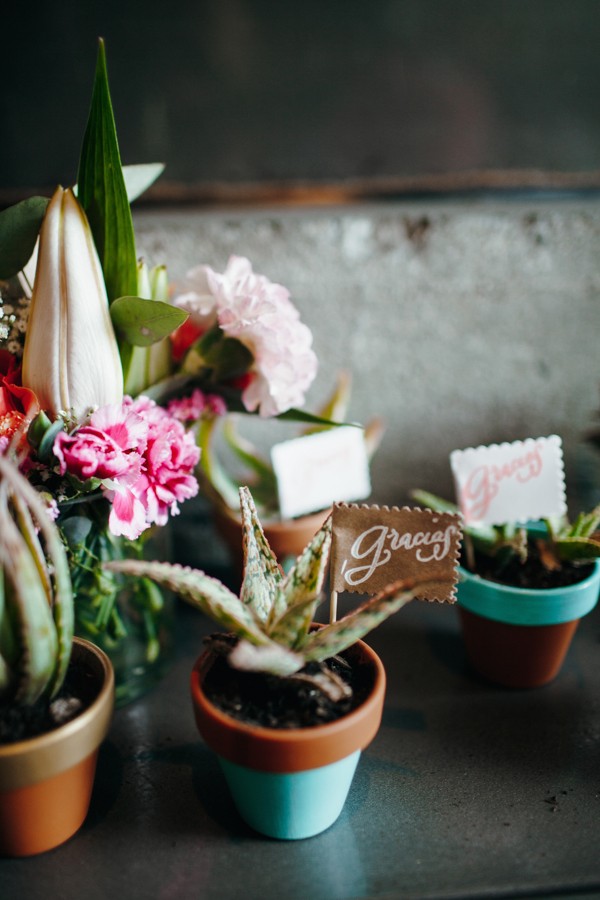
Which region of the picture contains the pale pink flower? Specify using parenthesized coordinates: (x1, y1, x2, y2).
(172, 265, 218, 331)
(208, 256, 317, 417)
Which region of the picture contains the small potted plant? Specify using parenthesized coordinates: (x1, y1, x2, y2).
(412, 489, 600, 688)
(195, 370, 385, 570)
(108, 486, 438, 840)
(0, 453, 114, 857)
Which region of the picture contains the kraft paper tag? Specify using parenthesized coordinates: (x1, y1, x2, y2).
(271, 426, 371, 520)
(450, 435, 567, 527)
(331, 503, 462, 602)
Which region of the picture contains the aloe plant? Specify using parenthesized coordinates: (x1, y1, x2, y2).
(412, 489, 600, 571)
(0, 454, 74, 707)
(107, 486, 436, 700)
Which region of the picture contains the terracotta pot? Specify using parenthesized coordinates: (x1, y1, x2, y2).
(457, 559, 600, 688)
(190, 638, 386, 839)
(0, 637, 115, 856)
(213, 503, 331, 576)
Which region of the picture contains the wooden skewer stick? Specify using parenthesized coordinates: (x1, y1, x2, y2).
(329, 589, 338, 624)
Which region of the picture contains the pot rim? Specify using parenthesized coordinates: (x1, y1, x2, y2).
(457, 560, 600, 625)
(0, 637, 115, 791)
(190, 636, 386, 773)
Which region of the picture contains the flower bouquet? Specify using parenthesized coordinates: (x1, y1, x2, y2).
(0, 40, 319, 703)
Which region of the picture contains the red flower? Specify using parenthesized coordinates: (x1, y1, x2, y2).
(170, 319, 205, 363)
(0, 351, 40, 449)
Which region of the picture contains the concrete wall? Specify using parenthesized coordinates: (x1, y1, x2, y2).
(134, 200, 600, 512)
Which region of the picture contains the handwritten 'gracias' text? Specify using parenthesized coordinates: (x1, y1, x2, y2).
(341, 522, 458, 587)
(460, 441, 544, 521)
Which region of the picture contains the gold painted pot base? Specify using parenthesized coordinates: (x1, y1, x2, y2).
(0, 638, 114, 856)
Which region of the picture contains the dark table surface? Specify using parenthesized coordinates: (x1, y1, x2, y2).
(2, 577, 600, 900)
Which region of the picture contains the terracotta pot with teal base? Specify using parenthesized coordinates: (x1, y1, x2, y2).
(457, 562, 600, 688)
(190, 639, 385, 840)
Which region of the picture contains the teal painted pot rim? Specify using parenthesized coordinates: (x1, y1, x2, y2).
(457, 560, 600, 626)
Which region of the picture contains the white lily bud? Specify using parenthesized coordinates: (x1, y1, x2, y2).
(22, 187, 123, 421)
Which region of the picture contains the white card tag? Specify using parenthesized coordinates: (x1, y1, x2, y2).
(271, 426, 371, 520)
(450, 435, 567, 526)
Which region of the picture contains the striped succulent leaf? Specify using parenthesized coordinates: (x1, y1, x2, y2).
(267, 516, 332, 647)
(0, 455, 74, 706)
(228, 638, 304, 676)
(300, 577, 436, 664)
(105, 558, 269, 647)
(0, 511, 58, 705)
(239, 486, 282, 622)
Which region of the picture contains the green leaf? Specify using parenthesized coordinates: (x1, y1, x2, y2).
(239, 486, 283, 622)
(302, 370, 352, 436)
(77, 38, 137, 302)
(110, 295, 188, 346)
(202, 335, 254, 380)
(60, 516, 94, 547)
(268, 516, 332, 647)
(0, 196, 48, 279)
(556, 536, 600, 563)
(277, 408, 357, 427)
(301, 577, 422, 664)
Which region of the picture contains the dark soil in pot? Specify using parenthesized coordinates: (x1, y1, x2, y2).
(466, 541, 594, 590)
(0, 657, 99, 745)
(203, 644, 375, 730)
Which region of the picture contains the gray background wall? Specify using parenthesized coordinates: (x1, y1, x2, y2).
(135, 199, 600, 512)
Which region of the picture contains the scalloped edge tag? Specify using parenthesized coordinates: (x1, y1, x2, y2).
(450, 435, 567, 527)
(271, 426, 371, 520)
(331, 503, 462, 602)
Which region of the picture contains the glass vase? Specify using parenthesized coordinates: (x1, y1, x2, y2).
(72, 525, 175, 707)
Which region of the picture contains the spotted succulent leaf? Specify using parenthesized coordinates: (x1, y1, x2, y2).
(268, 516, 332, 647)
(301, 577, 433, 663)
(228, 639, 304, 676)
(105, 558, 269, 646)
(239, 486, 282, 622)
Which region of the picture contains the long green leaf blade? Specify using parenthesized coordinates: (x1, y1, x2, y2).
(77, 38, 137, 302)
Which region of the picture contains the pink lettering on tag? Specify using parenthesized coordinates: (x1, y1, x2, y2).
(461, 441, 544, 521)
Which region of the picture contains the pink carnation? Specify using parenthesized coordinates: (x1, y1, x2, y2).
(124, 396, 200, 529)
(54, 402, 145, 484)
(167, 388, 227, 424)
(54, 396, 200, 541)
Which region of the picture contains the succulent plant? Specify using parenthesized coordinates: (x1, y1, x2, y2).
(107, 486, 436, 701)
(412, 489, 600, 571)
(0, 453, 74, 707)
